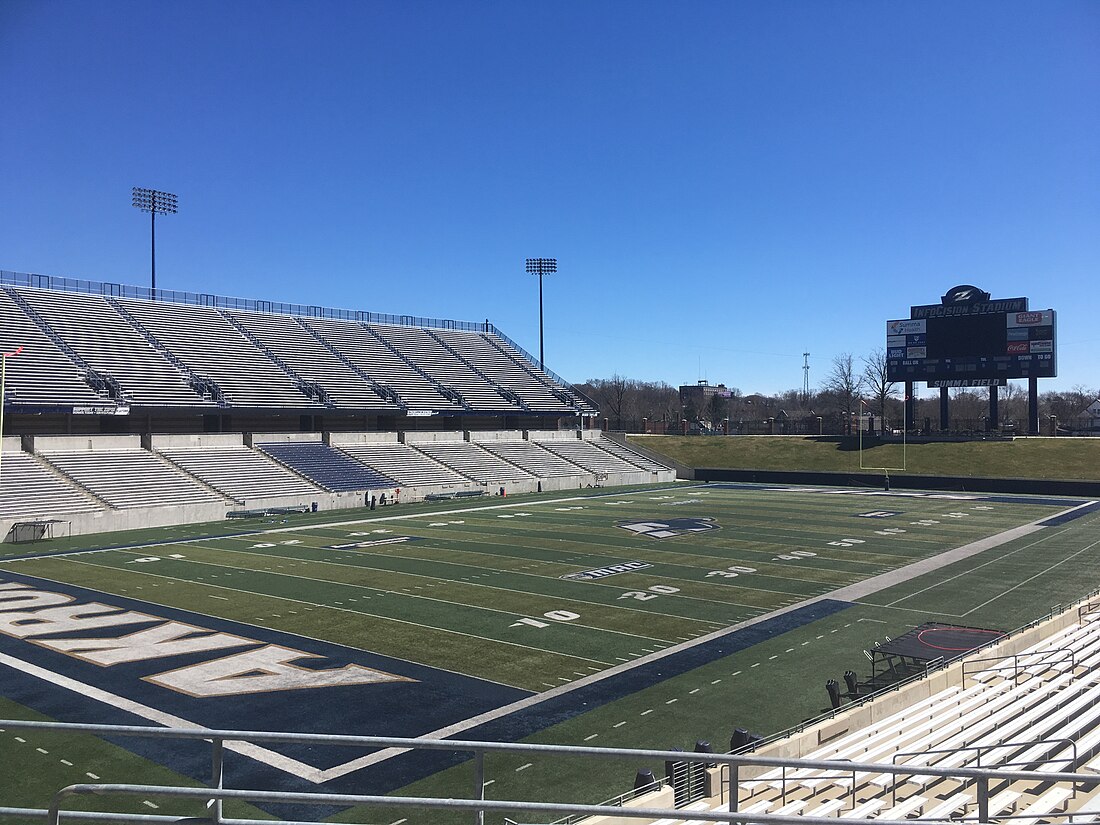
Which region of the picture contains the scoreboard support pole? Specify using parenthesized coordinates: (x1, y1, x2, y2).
(1028, 376, 1040, 436)
(989, 386, 999, 431)
(940, 387, 950, 432)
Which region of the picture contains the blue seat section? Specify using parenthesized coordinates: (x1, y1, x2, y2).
(256, 442, 396, 491)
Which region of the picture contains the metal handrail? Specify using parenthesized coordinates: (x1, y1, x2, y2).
(5, 719, 1100, 825)
(961, 647, 1075, 684)
(1, 269, 489, 333)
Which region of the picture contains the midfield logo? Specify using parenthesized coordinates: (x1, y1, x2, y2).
(617, 517, 719, 539)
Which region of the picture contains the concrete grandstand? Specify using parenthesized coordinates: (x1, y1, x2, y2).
(0, 270, 673, 539)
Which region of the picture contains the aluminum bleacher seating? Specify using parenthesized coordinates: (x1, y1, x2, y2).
(256, 442, 396, 491)
(535, 438, 649, 474)
(38, 449, 226, 509)
(113, 298, 316, 407)
(412, 441, 534, 485)
(369, 324, 522, 412)
(0, 288, 104, 406)
(225, 310, 399, 411)
(15, 288, 207, 406)
(0, 450, 104, 518)
(335, 442, 470, 486)
(432, 329, 578, 413)
(594, 436, 669, 472)
(487, 333, 597, 414)
(478, 440, 588, 477)
(158, 446, 325, 502)
(303, 317, 461, 411)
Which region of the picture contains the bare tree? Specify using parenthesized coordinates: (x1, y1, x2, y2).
(861, 348, 898, 427)
(576, 376, 681, 431)
(706, 392, 727, 429)
(585, 374, 630, 429)
(821, 353, 865, 435)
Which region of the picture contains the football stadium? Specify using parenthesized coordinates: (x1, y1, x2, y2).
(4, 3, 1099, 824)
(2, 270, 1100, 825)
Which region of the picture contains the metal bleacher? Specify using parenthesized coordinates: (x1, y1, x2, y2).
(479, 440, 588, 477)
(0, 449, 105, 519)
(433, 328, 578, 413)
(113, 297, 316, 408)
(37, 448, 226, 510)
(335, 441, 470, 486)
(225, 310, 399, 411)
(369, 323, 522, 412)
(728, 608, 1100, 824)
(595, 435, 670, 472)
(0, 274, 598, 418)
(536, 438, 649, 474)
(15, 287, 208, 406)
(412, 440, 534, 485)
(0, 287, 104, 406)
(157, 446, 326, 502)
(303, 317, 462, 412)
(256, 442, 396, 492)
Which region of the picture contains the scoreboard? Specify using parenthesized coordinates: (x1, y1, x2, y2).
(885, 289, 1056, 385)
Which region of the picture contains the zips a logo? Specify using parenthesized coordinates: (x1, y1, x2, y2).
(617, 517, 719, 539)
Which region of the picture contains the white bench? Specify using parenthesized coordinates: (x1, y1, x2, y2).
(874, 795, 925, 819)
(1012, 786, 1073, 825)
(917, 791, 970, 821)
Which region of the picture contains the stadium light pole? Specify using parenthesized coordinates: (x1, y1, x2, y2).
(525, 258, 557, 370)
(0, 346, 24, 493)
(132, 187, 178, 296)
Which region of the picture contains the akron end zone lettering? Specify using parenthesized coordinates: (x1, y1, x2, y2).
(0, 581, 413, 697)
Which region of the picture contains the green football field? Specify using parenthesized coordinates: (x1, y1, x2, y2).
(2, 481, 1099, 824)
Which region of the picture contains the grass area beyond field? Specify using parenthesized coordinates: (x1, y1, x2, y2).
(631, 434, 1100, 480)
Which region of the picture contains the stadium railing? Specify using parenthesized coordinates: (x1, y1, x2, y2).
(3, 719, 1099, 825)
(1, 268, 600, 415)
(0, 270, 489, 333)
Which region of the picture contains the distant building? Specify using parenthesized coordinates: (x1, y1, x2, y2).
(679, 380, 731, 410)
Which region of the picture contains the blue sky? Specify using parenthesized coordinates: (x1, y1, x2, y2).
(1, 1, 1097, 396)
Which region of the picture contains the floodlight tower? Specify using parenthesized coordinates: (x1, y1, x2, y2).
(525, 257, 557, 370)
(132, 187, 178, 295)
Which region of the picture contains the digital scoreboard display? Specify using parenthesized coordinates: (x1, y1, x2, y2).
(885, 300, 1056, 386)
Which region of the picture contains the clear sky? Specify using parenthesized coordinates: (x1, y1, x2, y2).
(1, 1, 1096, 396)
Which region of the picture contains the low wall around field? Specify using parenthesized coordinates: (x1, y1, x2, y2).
(692, 467, 1100, 498)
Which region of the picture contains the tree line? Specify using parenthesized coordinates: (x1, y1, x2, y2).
(576, 355, 1098, 435)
